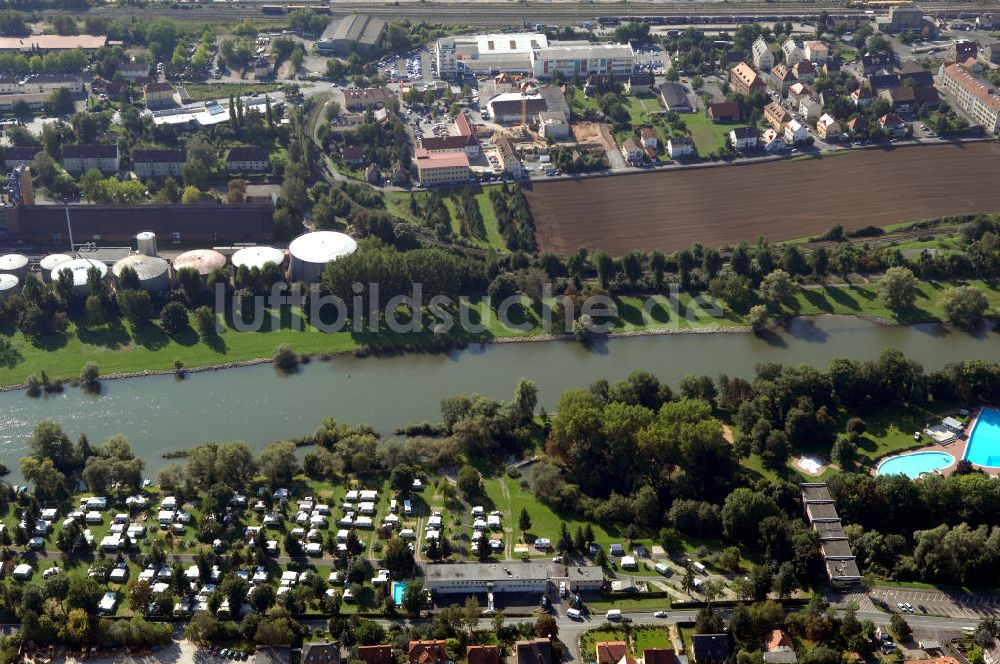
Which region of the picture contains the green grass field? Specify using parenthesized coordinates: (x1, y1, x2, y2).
(680, 112, 734, 157)
(182, 83, 282, 102)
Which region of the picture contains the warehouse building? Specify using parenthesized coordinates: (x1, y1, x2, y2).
(317, 15, 386, 56)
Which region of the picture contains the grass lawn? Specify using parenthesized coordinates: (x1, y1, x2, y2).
(680, 112, 734, 157)
(586, 596, 672, 612)
(182, 82, 282, 102)
(386, 187, 507, 252)
(632, 626, 673, 653)
(580, 629, 626, 658)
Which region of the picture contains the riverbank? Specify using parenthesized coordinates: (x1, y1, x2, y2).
(0, 278, 996, 389)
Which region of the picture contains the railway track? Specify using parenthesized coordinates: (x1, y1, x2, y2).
(38, 0, 995, 25)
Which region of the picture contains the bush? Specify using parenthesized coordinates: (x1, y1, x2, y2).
(273, 344, 299, 373)
(80, 362, 100, 388)
(160, 301, 190, 334)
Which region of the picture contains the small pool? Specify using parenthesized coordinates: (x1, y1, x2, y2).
(877, 451, 955, 478)
(964, 408, 1000, 468)
(392, 581, 407, 605)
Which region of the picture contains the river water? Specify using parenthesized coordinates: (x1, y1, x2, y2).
(1, 315, 998, 480)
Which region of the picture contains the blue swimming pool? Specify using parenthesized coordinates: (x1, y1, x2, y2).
(964, 408, 1000, 468)
(877, 451, 955, 478)
(392, 581, 407, 605)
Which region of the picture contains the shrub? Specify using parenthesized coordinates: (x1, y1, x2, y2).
(273, 344, 298, 373)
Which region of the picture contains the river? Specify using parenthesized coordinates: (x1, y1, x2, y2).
(1, 315, 998, 480)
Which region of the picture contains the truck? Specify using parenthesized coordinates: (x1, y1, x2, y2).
(567, 608, 583, 620)
(606, 609, 622, 620)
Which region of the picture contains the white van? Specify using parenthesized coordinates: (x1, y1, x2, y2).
(567, 608, 582, 620)
(606, 609, 622, 621)
(654, 563, 669, 575)
(692, 561, 707, 574)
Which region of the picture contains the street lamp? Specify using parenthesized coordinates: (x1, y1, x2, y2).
(63, 196, 75, 254)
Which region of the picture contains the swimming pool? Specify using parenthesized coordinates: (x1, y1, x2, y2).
(877, 451, 955, 478)
(392, 581, 407, 605)
(964, 407, 1000, 468)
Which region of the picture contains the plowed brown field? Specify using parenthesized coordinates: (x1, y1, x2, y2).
(526, 142, 1000, 255)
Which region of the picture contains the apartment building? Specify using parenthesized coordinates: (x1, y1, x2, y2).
(939, 63, 1000, 133)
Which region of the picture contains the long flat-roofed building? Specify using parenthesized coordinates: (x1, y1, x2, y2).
(435, 33, 548, 79)
(531, 43, 634, 79)
(939, 63, 1000, 133)
(422, 561, 603, 594)
(414, 149, 471, 186)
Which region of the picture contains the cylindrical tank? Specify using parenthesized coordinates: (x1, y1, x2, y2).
(0, 253, 29, 280)
(232, 246, 285, 272)
(0, 273, 19, 298)
(288, 231, 358, 283)
(53, 258, 108, 294)
(113, 254, 171, 292)
(136, 231, 158, 257)
(39, 254, 73, 282)
(173, 249, 227, 277)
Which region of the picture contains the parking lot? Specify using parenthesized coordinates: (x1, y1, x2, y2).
(872, 587, 1000, 619)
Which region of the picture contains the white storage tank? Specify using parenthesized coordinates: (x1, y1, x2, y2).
(173, 249, 227, 277)
(113, 254, 171, 292)
(288, 231, 357, 283)
(232, 246, 285, 272)
(136, 231, 158, 257)
(0, 273, 19, 298)
(53, 258, 108, 294)
(0, 253, 29, 280)
(39, 254, 73, 282)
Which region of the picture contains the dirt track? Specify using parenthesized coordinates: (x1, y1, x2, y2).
(526, 142, 1000, 255)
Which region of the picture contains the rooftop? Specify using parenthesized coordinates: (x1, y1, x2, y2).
(414, 150, 470, 171)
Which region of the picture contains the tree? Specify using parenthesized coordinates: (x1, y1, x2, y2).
(185, 612, 220, 645)
(181, 186, 203, 204)
(760, 269, 796, 305)
(117, 289, 153, 326)
(226, 178, 248, 204)
(457, 464, 482, 498)
(80, 361, 99, 388)
(194, 306, 217, 339)
(259, 441, 299, 486)
(401, 580, 424, 615)
(890, 614, 911, 642)
(160, 301, 189, 334)
(939, 286, 988, 328)
(518, 507, 532, 537)
(749, 304, 769, 333)
(85, 294, 105, 327)
(79, 168, 104, 202)
(383, 536, 415, 578)
(880, 266, 917, 311)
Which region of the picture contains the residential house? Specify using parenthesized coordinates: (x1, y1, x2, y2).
(358, 646, 393, 664)
(803, 40, 829, 63)
(342, 87, 394, 111)
(851, 52, 895, 77)
(763, 128, 788, 152)
(938, 63, 1000, 133)
(707, 100, 740, 122)
(764, 652, 798, 664)
(730, 61, 765, 96)
(784, 119, 810, 143)
(850, 85, 874, 107)
(643, 650, 677, 664)
(767, 630, 794, 653)
(658, 82, 691, 111)
(782, 38, 804, 65)
(133, 149, 186, 178)
(342, 145, 366, 167)
(767, 64, 796, 95)
(515, 640, 552, 664)
(226, 146, 269, 173)
(868, 73, 901, 91)
(414, 148, 471, 185)
(667, 137, 695, 159)
(302, 642, 340, 664)
(899, 61, 934, 88)
(1, 146, 41, 169)
(494, 134, 524, 178)
(787, 82, 815, 103)
(143, 81, 174, 108)
(764, 101, 791, 131)
(63, 144, 119, 173)
(466, 646, 499, 664)
(419, 134, 478, 158)
(639, 127, 659, 150)
(119, 61, 150, 81)
(409, 640, 448, 664)
(821, 59, 842, 77)
(729, 126, 758, 150)
(816, 114, 842, 140)
(692, 635, 730, 664)
(879, 113, 908, 136)
(621, 139, 643, 164)
(792, 61, 816, 84)
(951, 39, 977, 63)
(20, 73, 83, 94)
(846, 115, 869, 136)
(798, 97, 823, 120)
(752, 36, 774, 70)
(624, 72, 654, 95)
(597, 642, 632, 664)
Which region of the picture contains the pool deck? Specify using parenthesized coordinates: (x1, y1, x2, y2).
(871, 407, 1000, 478)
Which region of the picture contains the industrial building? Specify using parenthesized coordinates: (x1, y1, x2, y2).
(55, 258, 108, 294)
(173, 249, 227, 276)
(877, 4, 932, 33)
(317, 15, 386, 56)
(435, 33, 548, 79)
(288, 231, 358, 283)
(0, 253, 29, 279)
(232, 246, 285, 272)
(421, 561, 603, 594)
(0, 273, 18, 298)
(112, 254, 171, 292)
(39, 254, 72, 281)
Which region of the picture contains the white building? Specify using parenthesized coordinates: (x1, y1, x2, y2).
(668, 137, 695, 158)
(435, 33, 547, 78)
(785, 119, 810, 143)
(782, 38, 804, 65)
(531, 43, 634, 79)
(752, 36, 774, 70)
(939, 63, 1000, 133)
